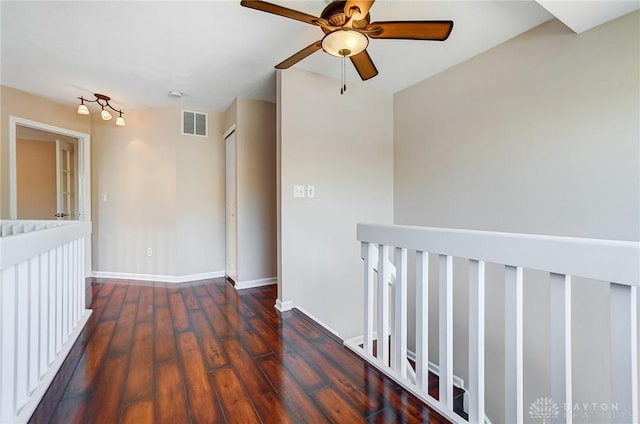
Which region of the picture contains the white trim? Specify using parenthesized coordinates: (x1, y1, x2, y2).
(274, 298, 293, 312)
(294, 306, 340, 337)
(234, 277, 277, 290)
(346, 334, 467, 391)
(223, 123, 236, 140)
(406, 349, 466, 391)
(91, 270, 224, 284)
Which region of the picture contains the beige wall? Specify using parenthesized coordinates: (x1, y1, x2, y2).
(223, 97, 277, 285)
(278, 68, 394, 338)
(1, 85, 91, 218)
(176, 112, 226, 276)
(91, 106, 225, 278)
(16, 138, 56, 219)
(235, 97, 277, 283)
(394, 13, 639, 423)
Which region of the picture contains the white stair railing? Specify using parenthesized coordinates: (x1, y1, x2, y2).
(0, 220, 92, 424)
(344, 223, 639, 424)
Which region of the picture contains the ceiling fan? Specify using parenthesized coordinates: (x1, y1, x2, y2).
(240, 0, 453, 83)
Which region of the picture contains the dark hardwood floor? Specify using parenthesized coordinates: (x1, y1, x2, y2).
(29, 278, 452, 423)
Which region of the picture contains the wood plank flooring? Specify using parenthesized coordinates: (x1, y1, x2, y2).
(29, 278, 452, 424)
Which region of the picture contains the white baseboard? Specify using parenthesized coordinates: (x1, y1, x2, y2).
(345, 334, 466, 391)
(405, 349, 466, 390)
(91, 270, 224, 284)
(275, 298, 293, 312)
(234, 277, 277, 290)
(294, 306, 340, 338)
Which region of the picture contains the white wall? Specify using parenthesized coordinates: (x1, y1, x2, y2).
(278, 68, 394, 339)
(394, 13, 639, 424)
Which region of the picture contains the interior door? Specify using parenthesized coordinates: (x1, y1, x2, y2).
(55, 140, 76, 220)
(225, 131, 238, 282)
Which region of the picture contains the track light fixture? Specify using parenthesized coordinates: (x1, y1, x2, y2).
(77, 93, 126, 127)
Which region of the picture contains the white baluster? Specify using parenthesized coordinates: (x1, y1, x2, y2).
(39, 252, 50, 377)
(28, 257, 40, 393)
(15, 261, 29, 412)
(610, 283, 639, 424)
(362, 242, 377, 356)
(394, 247, 408, 378)
(55, 245, 63, 352)
(505, 265, 524, 424)
(439, 254, 454, 410)
(63, 242, 70, 340)
(416, 251, 429, 392)
(550, 273, 572, 424)
(0, 267, 17, 423)
(49, 247, 57, 363)
(378, 244, 390, 366)
(469, 259, 486, 423)
(79, 238, 86, 311)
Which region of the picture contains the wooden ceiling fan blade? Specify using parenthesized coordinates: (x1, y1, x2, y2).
(350, 50, 378, 81)
(368, 21, 454, 40)
(344, 0, 375, 21)
(275, 41, 322, 69)
(240, 0, 328, 26)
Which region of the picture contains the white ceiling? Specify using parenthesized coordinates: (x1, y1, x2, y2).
(1, 1, 637, 113)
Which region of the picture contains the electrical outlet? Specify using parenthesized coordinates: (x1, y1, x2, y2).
(147, 248, 152, 257)
(293, 185, 305, 198)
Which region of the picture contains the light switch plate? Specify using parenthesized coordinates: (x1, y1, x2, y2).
(307, 185, 315, 198)
(293, 185, 305, 198)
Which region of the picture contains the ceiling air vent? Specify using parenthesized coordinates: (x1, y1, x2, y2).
(182, 110, 208, 137)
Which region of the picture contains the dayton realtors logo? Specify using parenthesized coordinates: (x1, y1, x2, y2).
(529, 397, 560, 423)
(529, 397, 625, 422)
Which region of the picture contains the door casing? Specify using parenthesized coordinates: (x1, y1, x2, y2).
(8, 116, 92, 273)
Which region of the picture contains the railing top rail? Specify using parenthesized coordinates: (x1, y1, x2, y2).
(357, 223, 640, 286)
(0, 220, 91, 270)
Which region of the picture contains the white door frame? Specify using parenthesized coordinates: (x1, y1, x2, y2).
(9, 116, 92, 273)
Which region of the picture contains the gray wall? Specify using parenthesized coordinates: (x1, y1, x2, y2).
(394, 13, 639, 423)
(278, 68, 394, 339)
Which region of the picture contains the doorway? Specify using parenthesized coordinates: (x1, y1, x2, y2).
(8, 116, 92, 272)
(13, 126, 79, 219)
(9, 116, 91, 221)
(225, 125, 238, 283)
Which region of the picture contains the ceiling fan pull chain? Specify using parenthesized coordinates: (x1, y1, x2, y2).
(340, 56, 345, 95)
(344, 55, 347, 93)
(340, 55, 347, 95)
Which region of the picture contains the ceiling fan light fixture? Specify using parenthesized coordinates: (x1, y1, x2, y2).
(322, 29, 368, 57)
